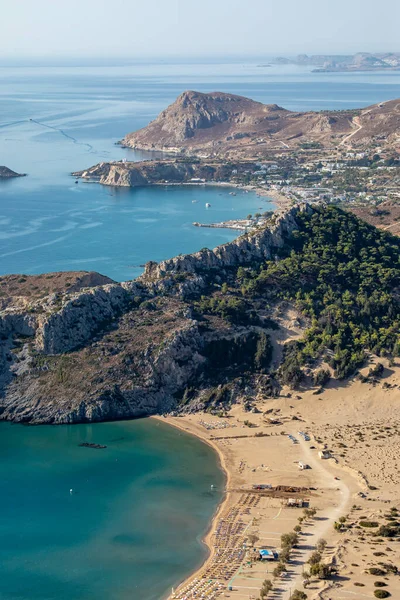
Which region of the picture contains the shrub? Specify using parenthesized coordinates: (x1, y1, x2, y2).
(376, 525, 398, 538)
(260, 578, 273, 598)
(368, 362, 384, 378)
(281, 532, 299, 548)
(291, 591, 307, 600)
(279, 547, 291, 563)
(272, 563, 286, 577)
(360, 521, 379, 528)
(374, 582, 387, 588)
(378, 563, 398, 574)
(280, 362, 304, 389)
(308, 551, 321, 565)
(247, 534, 259, 546)
(313, 369, 330, 387)
(309, 563, 331, 579)
(374, 591, 390, 599)
(369, 568, 386, 576)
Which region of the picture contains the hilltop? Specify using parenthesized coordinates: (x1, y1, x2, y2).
(1, 204, 400, 424)
(120, 91, 400, 158)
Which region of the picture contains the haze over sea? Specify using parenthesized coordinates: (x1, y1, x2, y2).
(1, 59, 400, 600)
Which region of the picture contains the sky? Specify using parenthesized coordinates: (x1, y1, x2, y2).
(0, 0, 399, 61)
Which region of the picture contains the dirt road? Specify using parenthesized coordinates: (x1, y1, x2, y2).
(280, 437, 351, 599)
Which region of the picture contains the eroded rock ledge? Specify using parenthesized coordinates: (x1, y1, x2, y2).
(0, 204, 311, 424)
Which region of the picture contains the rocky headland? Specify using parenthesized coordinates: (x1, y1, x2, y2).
(0, 205, 310, 424)
(73, 158, 243, 187)
(118, 90, 400, 157)
(2, 202, 400, 428)
(0, 166, 25, 178)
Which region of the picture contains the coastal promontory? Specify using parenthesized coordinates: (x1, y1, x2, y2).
(1, 204, 400, 425)
(119, 90, 400, 157)
(0, 166, 25, 178)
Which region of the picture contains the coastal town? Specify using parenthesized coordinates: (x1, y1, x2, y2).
(77, 144, 400, 233)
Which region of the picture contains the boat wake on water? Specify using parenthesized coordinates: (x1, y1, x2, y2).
(29, 118, 94, 152)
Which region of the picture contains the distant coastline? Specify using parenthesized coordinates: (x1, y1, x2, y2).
(270, 52, 400, 72)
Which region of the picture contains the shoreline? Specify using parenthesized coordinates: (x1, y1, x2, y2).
(150, 373, 400, 600)
(79, 171, 291, 212)
(151, 400, 363, 600)
(152, 415, 231, 599)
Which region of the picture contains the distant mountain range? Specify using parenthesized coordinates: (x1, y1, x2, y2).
(270, 53, 400, 72)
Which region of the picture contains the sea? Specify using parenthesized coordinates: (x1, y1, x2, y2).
(1, 59, 400, 599)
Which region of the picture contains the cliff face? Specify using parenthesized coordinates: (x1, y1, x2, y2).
(143, 204, 311, 282)
(36, 284, 130, 354)
(0, 204, 312, 424)
(74, 159, 240, 187)
(118, 90, 400, 157)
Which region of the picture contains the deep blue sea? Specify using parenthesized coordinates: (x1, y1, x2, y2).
(1, 61, 400, 280)
(1, 59, 400, 600)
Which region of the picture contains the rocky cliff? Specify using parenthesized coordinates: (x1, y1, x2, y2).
(143, 204, 311, 282)
(0, 204, 312, 424)
(73, 159, 242, 187)
(119, 90, 400, 157)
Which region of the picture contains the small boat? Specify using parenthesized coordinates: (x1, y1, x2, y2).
(78, 442, 107, 449)
(205, 203, 211, 208)
(192, 199, 198, 203)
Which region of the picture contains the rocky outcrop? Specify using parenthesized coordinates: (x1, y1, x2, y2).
(0, 312, 37, 338)
(0, 204, 314, 424)
(0, 316, 205, 423)
(142, 204, 312, 281)
(118, 90, 400, 156)
(37, 284, 131, 354)
(0, 166, 25, 178)
(73, 159, 240, 188)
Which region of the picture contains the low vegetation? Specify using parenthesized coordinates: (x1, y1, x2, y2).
(193, 206, 400, 391)
(238, 206, 400, 380)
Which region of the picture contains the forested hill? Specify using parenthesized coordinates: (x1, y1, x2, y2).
(221, 205, 400, 381)
(2, 203, 400, 423)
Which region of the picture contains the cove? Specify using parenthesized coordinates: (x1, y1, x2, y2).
(0, 418, 225, 600)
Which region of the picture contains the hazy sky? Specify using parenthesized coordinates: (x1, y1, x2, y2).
(0, 0, 399, 60)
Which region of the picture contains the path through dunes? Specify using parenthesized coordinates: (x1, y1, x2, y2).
(280, 437, 351, 599)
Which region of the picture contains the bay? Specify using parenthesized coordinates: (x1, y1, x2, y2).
(0, 419, 225, 600)
(1, 61, 400, 280)
(1, 59, 400, 600)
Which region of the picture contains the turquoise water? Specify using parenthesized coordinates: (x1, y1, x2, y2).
(0, 181, 271, 281)
(0, 419, 225, 600)
(1, 60, 400, 599)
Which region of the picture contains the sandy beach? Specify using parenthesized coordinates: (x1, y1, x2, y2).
(155, 360, 400, 600)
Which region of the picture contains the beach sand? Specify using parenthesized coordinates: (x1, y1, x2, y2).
(155, 360, 400, 599)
